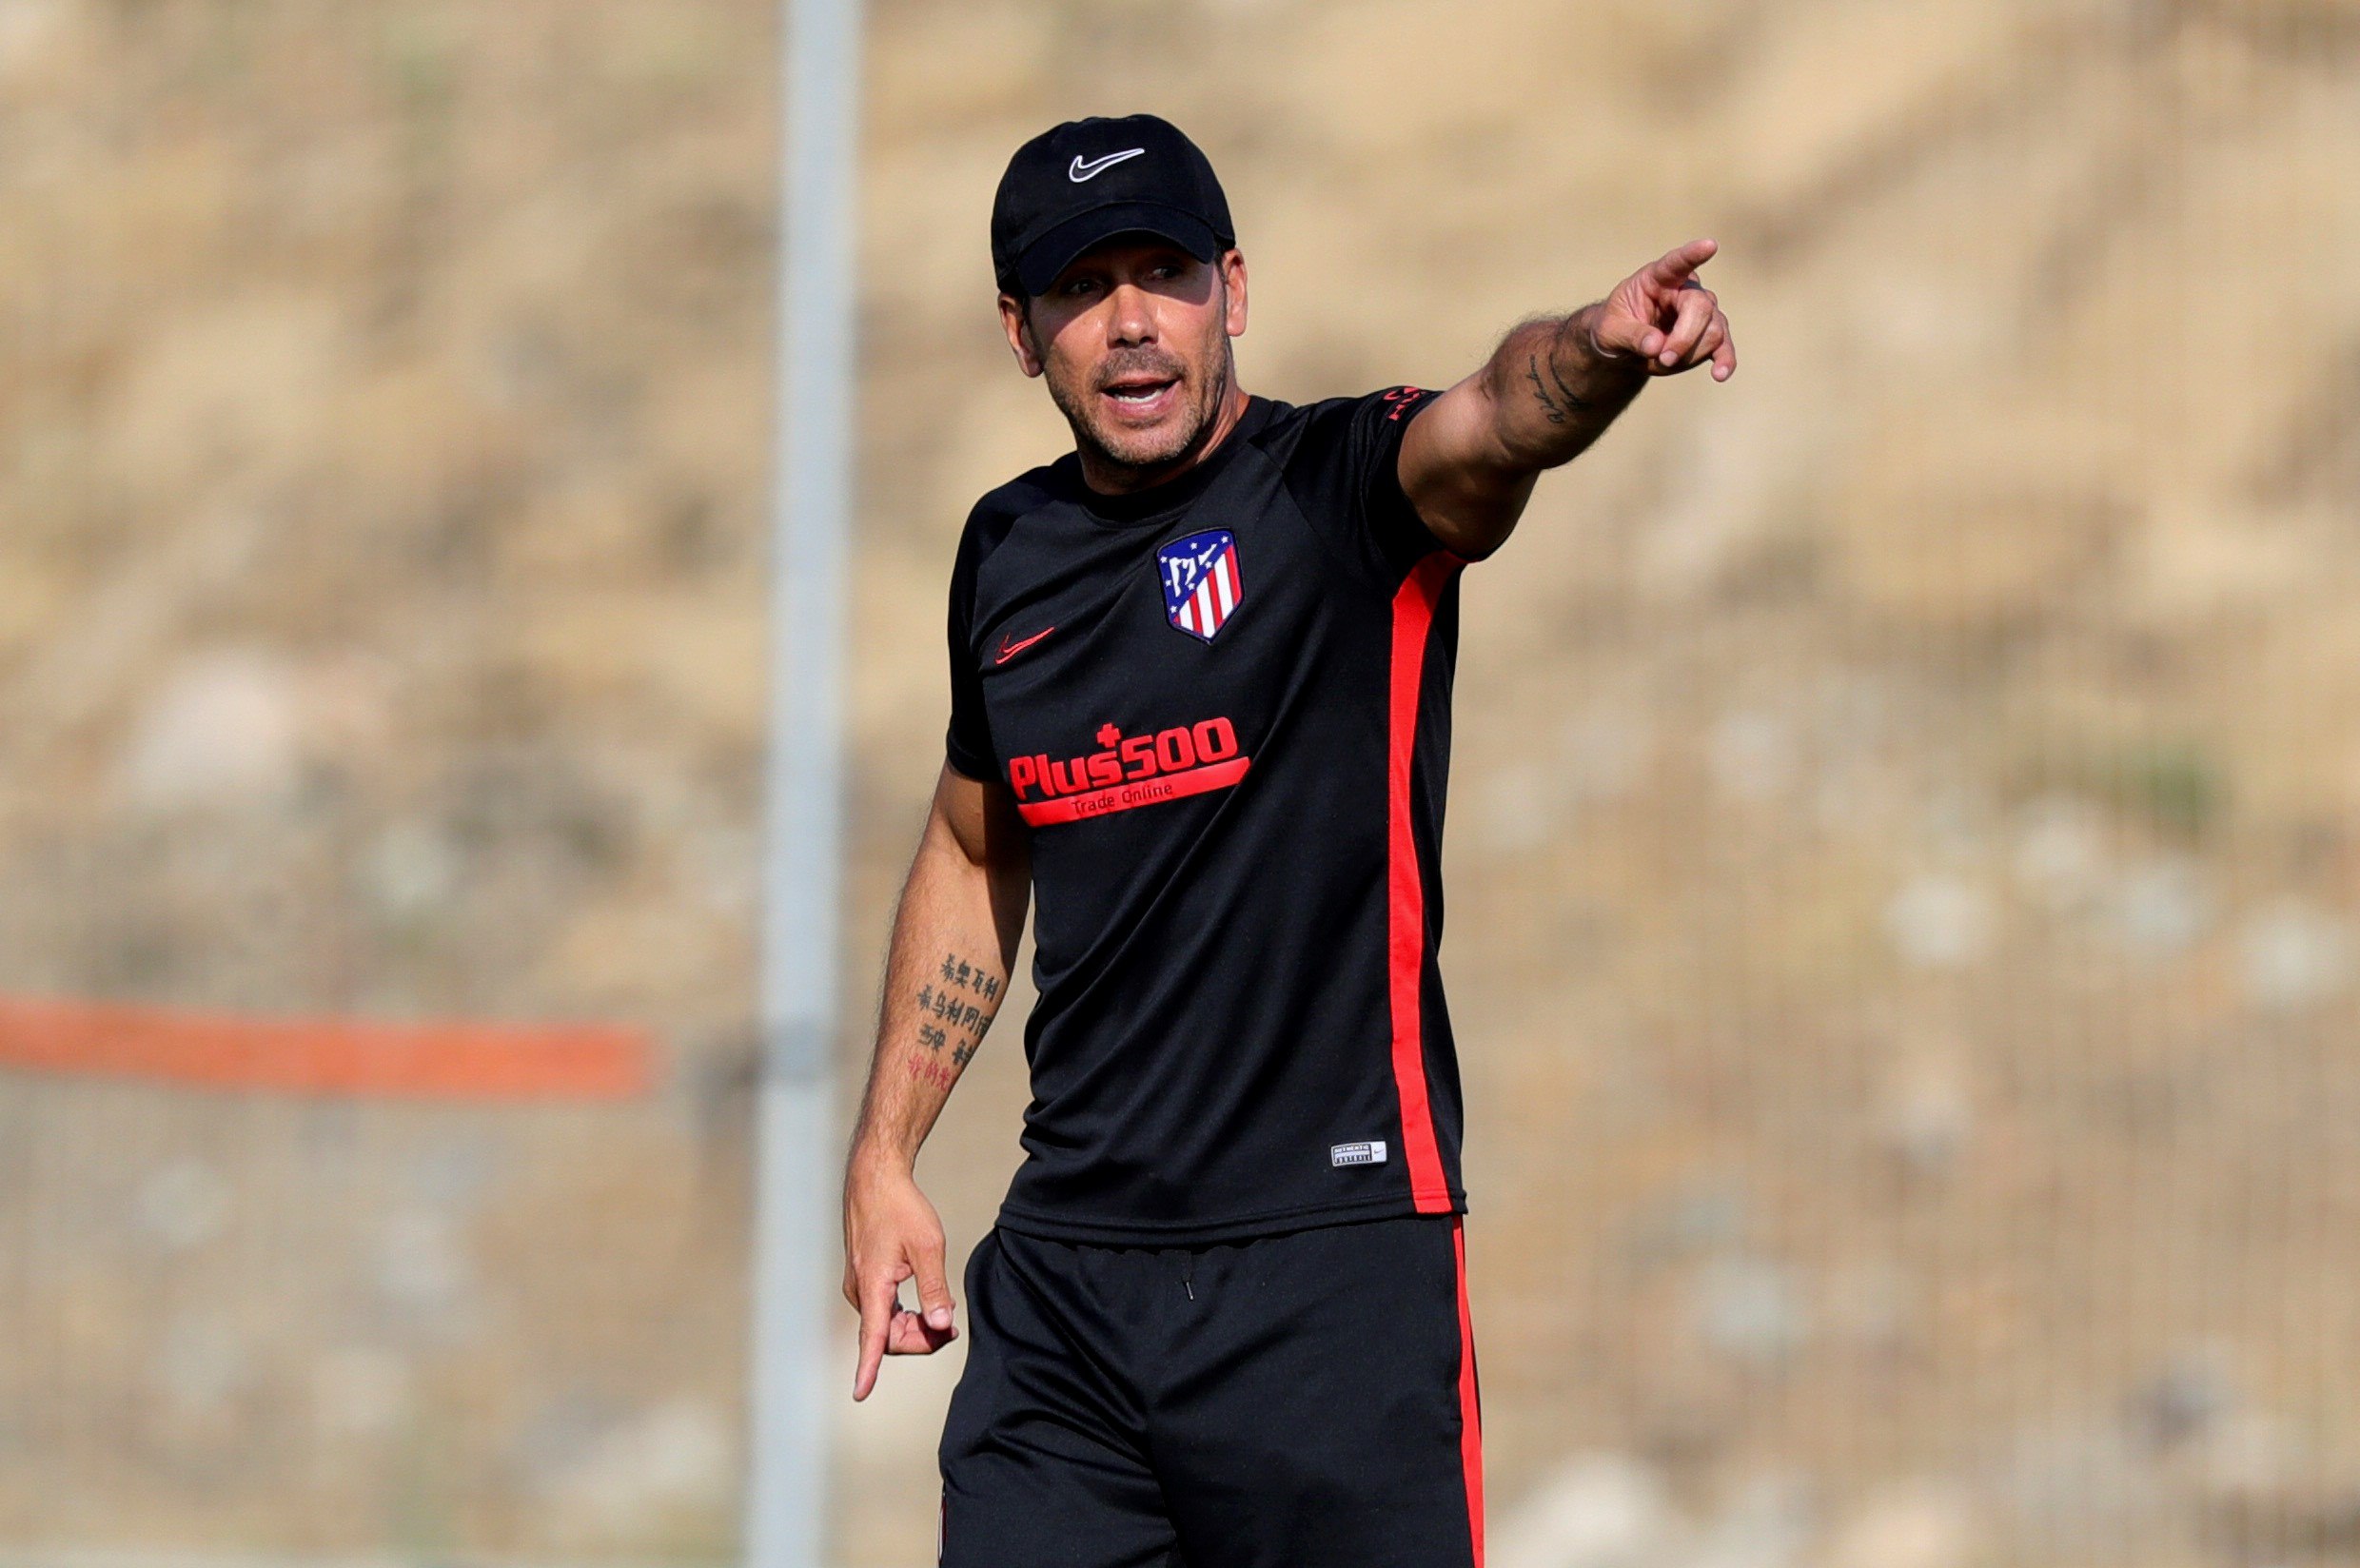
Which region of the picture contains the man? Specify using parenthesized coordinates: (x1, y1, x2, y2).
(842, 114, 1733, 1568)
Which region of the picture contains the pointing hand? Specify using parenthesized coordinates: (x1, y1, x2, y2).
(1586, 239, 1736, 382)
(843, 1156, 959, 1401)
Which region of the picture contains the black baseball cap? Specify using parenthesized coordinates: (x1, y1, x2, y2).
(991, 114, 1235, 298)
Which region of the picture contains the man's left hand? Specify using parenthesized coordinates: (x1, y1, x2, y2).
(1585, 238, 1736, 382)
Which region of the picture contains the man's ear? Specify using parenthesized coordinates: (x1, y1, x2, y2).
(996, 291, 1046, 378)
(1219, 248, 1248, 340)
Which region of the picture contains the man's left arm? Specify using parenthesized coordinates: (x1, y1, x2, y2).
(1399, 238, 1736, 559)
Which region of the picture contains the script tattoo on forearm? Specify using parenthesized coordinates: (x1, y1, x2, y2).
(904, 951, 1003, 1089)
(1545, 343, 1596, 412)
(1524, 354, 1570, 425)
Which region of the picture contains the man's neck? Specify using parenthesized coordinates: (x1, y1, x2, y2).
(1075, 380, 1253, 497)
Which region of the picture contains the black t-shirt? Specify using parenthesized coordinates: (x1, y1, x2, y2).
(945, 388, 1473, 1244)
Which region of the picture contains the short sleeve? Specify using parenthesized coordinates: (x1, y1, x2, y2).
(943, 520, 997, 782)
(1354, 385, 1451, 566)
(1282, 387, 1457, 584)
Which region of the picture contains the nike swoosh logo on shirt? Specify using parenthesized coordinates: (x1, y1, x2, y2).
(995, 626, 1056, 663)
(1068, 148, 1145, 182)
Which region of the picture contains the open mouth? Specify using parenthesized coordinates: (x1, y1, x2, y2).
(1101, 375, 1180, 416)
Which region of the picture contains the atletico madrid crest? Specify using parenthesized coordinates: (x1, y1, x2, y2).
(1156, 529, 1244, 642)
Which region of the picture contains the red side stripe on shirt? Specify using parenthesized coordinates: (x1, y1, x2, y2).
(1453, 1217, 1486, 1568)
(1386, 551, 1463, 1212)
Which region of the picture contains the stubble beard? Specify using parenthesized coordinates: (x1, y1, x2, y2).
(1044, 331, 1234, 480)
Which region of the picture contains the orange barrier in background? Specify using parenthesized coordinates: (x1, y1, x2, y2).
(0, 995, 653, 1100)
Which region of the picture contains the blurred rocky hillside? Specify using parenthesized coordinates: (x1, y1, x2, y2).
(2, 1, 2357, 1565)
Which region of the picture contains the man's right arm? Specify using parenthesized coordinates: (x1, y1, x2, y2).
(841, 762, 1030, 1401)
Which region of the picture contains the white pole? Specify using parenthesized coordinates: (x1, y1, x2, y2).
(749, 0, 860, 1564)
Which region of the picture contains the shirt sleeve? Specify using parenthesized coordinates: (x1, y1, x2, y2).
(943, 518, 997, 782)
(1285, 386, 1458, 585)
(1352, 385, 1454, 576)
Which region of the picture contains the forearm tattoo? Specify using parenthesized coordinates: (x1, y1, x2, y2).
(1545, 350, 1595, 412)
(1529, 307, 1614, 414)
(903, 951, 1003, 1090)
(1524, 354, 1569, 425)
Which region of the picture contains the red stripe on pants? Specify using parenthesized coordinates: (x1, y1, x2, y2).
(1454, 1217, 1485, 1567)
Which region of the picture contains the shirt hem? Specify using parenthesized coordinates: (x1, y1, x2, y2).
(992, 1187, 1467, 1247)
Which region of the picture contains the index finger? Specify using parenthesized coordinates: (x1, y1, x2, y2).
(852, 1274, 895, 1401)
(1645, 238, 1720, 285)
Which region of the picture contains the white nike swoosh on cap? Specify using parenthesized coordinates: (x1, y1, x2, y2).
(1069, 148, 1146, 182)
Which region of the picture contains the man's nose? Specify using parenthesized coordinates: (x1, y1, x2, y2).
(1106, 283, 1157, 346)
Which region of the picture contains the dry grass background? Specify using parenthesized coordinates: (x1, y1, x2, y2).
(1, 1, 2358, 1565)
